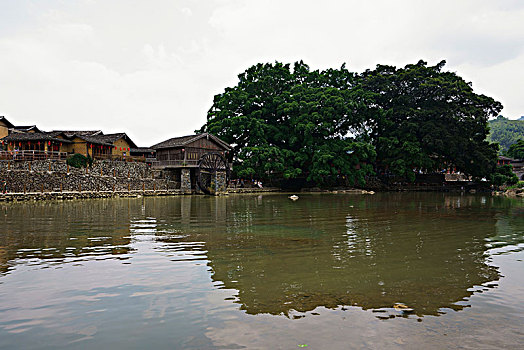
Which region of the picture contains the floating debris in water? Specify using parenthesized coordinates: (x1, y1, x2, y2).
(289, 195, 299, 201)
(394, 303, 414, 313)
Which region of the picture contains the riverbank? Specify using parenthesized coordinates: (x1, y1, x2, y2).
(493, 187, 524, 197)
(3, 184, 517, 203)
(0, 187, 282, 202)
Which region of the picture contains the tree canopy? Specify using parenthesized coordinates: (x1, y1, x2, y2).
(201, 60, 502, 186)
(359, 60, 501, 180)
(202, 61, 375, 186)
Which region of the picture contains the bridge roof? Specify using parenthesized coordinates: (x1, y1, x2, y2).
(151, 133, 231, 151)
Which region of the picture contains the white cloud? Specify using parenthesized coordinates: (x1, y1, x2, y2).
(181, 7, 192, 17)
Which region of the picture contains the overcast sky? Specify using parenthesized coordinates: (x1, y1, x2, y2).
(1, 0, 523, 146)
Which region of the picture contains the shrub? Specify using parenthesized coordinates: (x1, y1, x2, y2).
(67, 154, 92, 168)
(489, 164, 518, 186)
(507, 181, 524, 190)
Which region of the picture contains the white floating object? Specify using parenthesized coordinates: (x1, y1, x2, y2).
(289, 195, 299, 201)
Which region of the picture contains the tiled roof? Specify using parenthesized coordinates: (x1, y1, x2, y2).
(13, 125, 41, 133)
(94, 133, 125, 143)
(75, 135, 113, 146)
(0, 116, 14, 128)
(151, 133, 231, 150)
(60, 132, 138, 148)
(1, 132, 73, 143)
(95, 133, 138, 148)
(50, 130, 103, 137)
(130, 147, 156, 153)
(151, 135, 199, 149)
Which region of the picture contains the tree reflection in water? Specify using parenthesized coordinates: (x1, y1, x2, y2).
(151, 193, 509, 318)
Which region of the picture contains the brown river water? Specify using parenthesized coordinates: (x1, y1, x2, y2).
(0, 193, 523, 349)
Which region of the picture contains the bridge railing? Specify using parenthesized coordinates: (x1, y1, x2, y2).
(0, 150, 69, 161)
(0, 151, 151, 163)
(151, 160, 199, 168)
(94, 154, 148, 162)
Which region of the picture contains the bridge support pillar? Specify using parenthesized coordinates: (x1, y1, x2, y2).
(181, 168, 191, 193)
(211, 171, 227, 193)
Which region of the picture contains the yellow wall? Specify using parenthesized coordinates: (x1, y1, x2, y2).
(71, 137, 89, 156)
(0, 121, 9, 140)
(52, 136, 133, 157)
(112, 138, 131, 156)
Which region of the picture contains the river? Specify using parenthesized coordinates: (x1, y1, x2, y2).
(0, 193, 523, 349)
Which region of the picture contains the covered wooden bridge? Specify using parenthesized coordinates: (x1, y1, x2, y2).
(151, 133, 231, 194)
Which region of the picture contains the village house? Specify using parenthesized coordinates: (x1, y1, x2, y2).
(0, 116, 14, 141)
(0, 116, 142, 161)
(130, 147, 157, 165)
(497, 155, 513, 166)
(498, 155, 524, 180)
(51, 132, 138, 159)
(2, 132, 72, 152)
(1, 117, 231, 192)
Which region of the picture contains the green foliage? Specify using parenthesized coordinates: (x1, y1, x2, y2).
(67, 153, 92, 168)
(359, 60, 501, 181)
(489, 164, 518, 186)
(201, 60, 502, 187)
(506, 139, 524, 159)
(488, 116, 524, 153)
(507, 181, 524, 190)
(202, 61, 374, 186)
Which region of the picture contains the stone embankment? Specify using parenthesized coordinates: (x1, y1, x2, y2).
(0, 160, 284, 202)
(493, 188, 524, 197)
(0, 159, 177, 198)
(227, 187, 280, 193)
(0, 190, 184, 202)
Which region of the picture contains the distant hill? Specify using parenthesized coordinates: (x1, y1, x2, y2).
(488, 116, 524, 153)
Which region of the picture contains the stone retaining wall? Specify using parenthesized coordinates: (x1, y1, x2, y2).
(0, 160, 284, 201)
(0, 159, 153, 178)
(0, 159, 178, 194)
(227, 187, 281, 193)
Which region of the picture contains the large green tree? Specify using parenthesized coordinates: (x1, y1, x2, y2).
(202, 61, 375, 186)
(201, 60, 502, 186)
(358, 60, 502, 180)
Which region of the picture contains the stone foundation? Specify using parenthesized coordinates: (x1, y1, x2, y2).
(210, 171, 227, 193)
(181, 168, 191, 193)
(0, 159, 178, 194)
(0, 159, 284, 201)
(0, 190, 185, 202)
